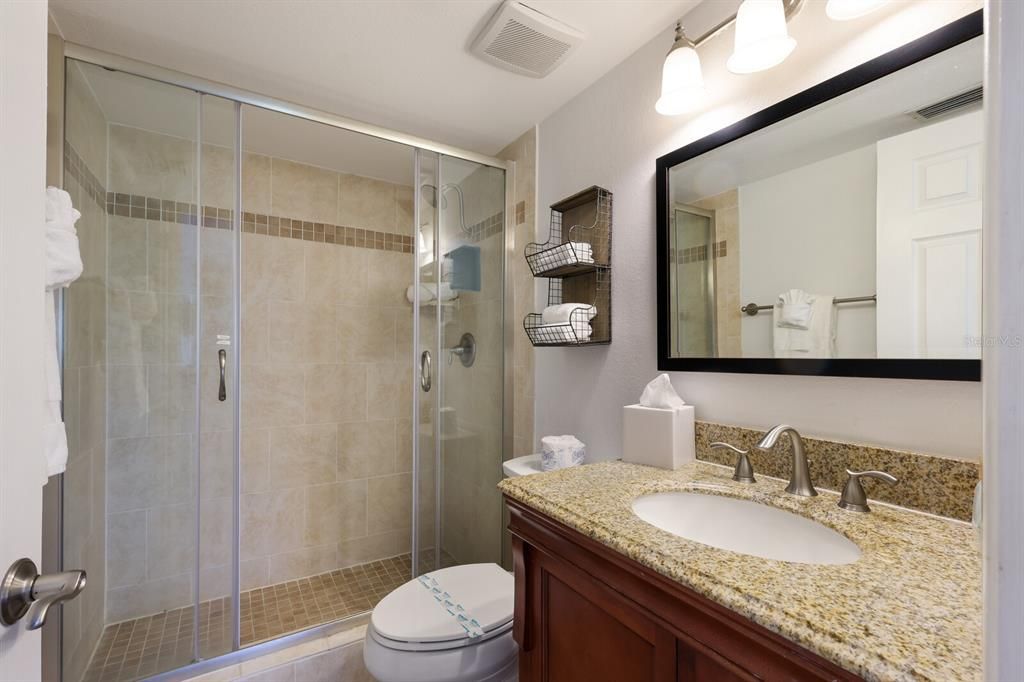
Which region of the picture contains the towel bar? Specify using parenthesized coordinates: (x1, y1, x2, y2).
(740, 294, 877, 316)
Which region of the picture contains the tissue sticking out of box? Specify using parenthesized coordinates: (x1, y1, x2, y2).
(639, 374, 686, 410)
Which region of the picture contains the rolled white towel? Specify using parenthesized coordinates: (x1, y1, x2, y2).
(536, 322, 592, 343)
(540, 435, 586, 472)
(405, 282, 456, 304)
(541, 303, 596, 325)
(541, 303, 596, 340)
(569, 241, 594, 263)
(533, 241, 593, 270)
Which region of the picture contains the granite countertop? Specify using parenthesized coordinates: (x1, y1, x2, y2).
(498, 460, 981, 682)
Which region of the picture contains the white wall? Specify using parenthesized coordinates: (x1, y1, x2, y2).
(535, 0, 982, 461)
(983, 0, 1024, 677)
(739, 145, 877, 358)
(0, 1, 48, 679)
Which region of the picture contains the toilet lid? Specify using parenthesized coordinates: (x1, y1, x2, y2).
(371, 563, 514, 644)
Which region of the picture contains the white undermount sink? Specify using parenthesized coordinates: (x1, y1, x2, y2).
(631, 491, 861, 565)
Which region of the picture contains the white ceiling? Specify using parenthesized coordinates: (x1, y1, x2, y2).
(670, 35, 984, 203)
(50, 0, 701, 156)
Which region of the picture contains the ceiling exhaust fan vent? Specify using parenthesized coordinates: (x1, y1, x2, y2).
(909, 86, 983, 121)
(471, 1, 584, 78)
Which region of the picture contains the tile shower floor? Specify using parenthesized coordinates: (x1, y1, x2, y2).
(82, 553, 455, 682)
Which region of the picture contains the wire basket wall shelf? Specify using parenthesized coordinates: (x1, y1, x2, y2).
(523, 186, 612, 347)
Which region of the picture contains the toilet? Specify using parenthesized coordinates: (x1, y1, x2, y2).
(364, 454, 542, 682)
(363, 563, 517, 682)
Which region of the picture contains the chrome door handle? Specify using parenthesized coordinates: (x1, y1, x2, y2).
(420, 350, 432, 392)
(1, 558, 86, 630)
(218, 348, 227, 402)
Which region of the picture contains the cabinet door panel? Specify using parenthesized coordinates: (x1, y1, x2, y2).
(678, 642, 757, 682)
(545, 572, 658, 681)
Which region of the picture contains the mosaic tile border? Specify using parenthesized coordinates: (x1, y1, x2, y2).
(669, 240, 727, 264)
(464, 210, 504, 243)
(64, 142, 107, 208)
(695, 421, 979, 521)
(66, 143, 504, 256)
(105, 191, 416, 253)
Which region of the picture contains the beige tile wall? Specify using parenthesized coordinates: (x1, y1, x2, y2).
(62, 61, 110, 682)
(103, 123, 418, 621)
(501, 128, 537, 461)
(497, 127, 537, 569)
(104, 124, 202, 624)
(692, 190, 740, 356)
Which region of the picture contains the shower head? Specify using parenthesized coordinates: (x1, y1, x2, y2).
(420, 184, 442, 209)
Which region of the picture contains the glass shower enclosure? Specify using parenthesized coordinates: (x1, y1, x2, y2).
(58, 52, 507, 682)
(668, 204, 718, 357)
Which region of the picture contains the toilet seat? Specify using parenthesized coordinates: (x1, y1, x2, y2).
(364, 563, 518, 682)
(371, 618, 514, 652)
(371, 563, 514, 645)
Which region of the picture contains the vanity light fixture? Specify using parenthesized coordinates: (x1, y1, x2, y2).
(658, 0, 886, 116)
(655, 23, 706, 116)
(825, 0, 888, 21)
(727, 0, 798, 74)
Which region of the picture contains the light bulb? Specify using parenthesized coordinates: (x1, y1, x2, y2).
(727, 0, 797, 74)
(656, 35, 706, 116)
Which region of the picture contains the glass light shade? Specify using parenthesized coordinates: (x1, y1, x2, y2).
(727, 0, 797, 74)
(825, 0, 887, 20)
(656, 44, 705, 116)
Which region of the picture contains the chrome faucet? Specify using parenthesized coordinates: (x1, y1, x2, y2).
(755, 424, 817, 497)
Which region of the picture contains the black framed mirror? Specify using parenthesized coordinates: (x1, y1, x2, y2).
(656, 10, 983, 381)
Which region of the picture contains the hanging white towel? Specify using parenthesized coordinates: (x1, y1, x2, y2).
(44, 187, 83, 481)
(776, 289, 815, 329)
(773, 293, 836, 358)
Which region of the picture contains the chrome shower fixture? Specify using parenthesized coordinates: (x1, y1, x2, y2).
(421, 183, 471, 235)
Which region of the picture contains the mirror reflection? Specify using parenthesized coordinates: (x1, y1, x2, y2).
(666, 36, 983, 360)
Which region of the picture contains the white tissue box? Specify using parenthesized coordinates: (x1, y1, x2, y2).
(621, 405, 695, 470)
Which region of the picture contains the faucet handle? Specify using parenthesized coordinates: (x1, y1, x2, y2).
(838, 469, 897, 513)
(710, 442, 756, 484)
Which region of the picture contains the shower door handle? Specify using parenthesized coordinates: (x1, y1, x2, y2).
(218, 349, 227, 402)
(420, 350, 432, 392)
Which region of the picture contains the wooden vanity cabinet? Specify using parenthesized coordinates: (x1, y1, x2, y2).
(506, 497, 863, 682)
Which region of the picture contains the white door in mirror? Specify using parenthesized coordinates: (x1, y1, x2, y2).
(876, 109, 983, 359)
(632, 492, 861, 565)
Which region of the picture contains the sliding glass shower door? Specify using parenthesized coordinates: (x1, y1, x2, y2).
(62, 60, 241, 681)
(412, 151, 506, 575)
(61, 51, 506, 682)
